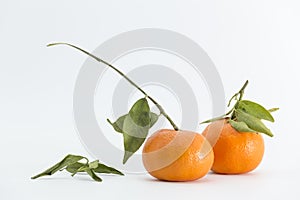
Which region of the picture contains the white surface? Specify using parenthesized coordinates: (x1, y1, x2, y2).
(1, 0, 300, 199)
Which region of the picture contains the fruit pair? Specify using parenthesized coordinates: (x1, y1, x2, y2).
(142, 120, 264, 181)
(143, 81, 276, 181)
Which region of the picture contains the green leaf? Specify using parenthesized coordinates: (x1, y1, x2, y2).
(122, 134, 145, 164)
(200, 114, 227, 124)
(84, 168, 102, 182)
(93, 163, 124, 176)
(238, 100, 274, 122)
(107, 112, 158, 133)
(228, 120, 256, 133)
(107, 115, 127, 133)
(128, 98, 150, 126)
(72, 165, 89, 176)
(268, 108, 279, 112)
(149, 112, 159, 127)
(235, 109, 274, 137)
(31, 154, 86, 179)
(65, 162, 85, 173)
(88, 160, 99, 169)
(122, 98, 151, 164)
(68, 160, 124, 175)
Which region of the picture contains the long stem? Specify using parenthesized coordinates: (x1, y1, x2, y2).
(48, 42, 179, 131)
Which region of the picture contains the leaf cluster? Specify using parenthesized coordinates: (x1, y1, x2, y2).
(31, 154, 123, 182)
(107, 98, 159, 164)
(201, 81, 278, 137)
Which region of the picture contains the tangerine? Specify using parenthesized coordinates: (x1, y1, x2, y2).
(202, 119, 264, 174)
(142, 129, 214, 181)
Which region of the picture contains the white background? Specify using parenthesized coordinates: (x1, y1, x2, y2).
(1, 0, 300, 199)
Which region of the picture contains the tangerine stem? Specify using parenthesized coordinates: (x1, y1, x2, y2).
(200, 80, 249, 124)
(227, 80, 249, 107)
(237, 80, 249, 101)
(47, 42, 179, 131)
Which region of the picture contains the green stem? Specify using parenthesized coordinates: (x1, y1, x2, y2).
(48, 42, 179, 131)
(230, 80, 249, 119)
(237, 80, 248, 101)
(227, 80, 249, 107)
(200, 80, 249, 124)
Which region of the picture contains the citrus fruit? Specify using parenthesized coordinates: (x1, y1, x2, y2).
(202, 119, 264, 174)
(142, 129, 214, 181)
